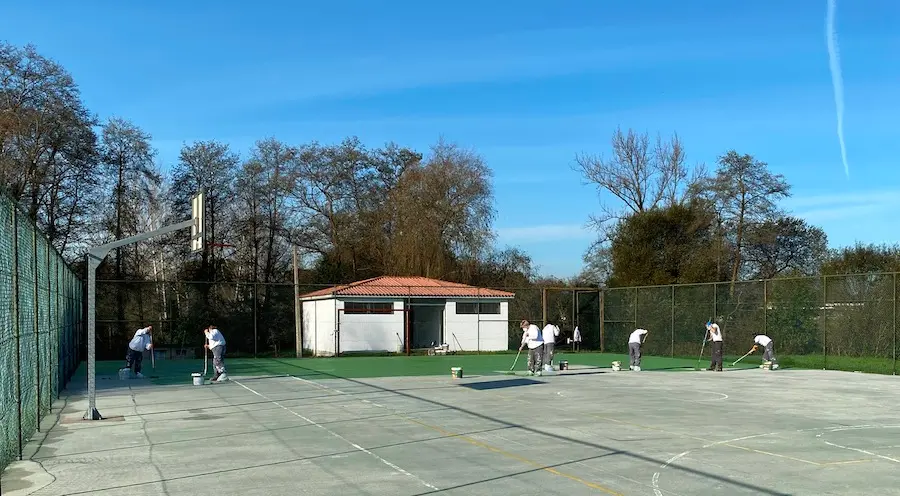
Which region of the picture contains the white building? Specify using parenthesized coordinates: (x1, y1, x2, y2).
(298, 276, 516, 356)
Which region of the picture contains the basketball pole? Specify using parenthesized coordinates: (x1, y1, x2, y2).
(83, 192, 204, 421)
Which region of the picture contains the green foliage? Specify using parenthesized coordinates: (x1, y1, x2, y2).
(608, 203, 718, 287)
(822, 242, 900, 275)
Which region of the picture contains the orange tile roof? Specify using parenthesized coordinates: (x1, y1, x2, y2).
(298, 276, 515, 299)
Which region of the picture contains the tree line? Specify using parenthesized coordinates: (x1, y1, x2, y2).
(1, 42, 537, 297)
(3, 40, 898, 301)
(574, 127, 900, 288)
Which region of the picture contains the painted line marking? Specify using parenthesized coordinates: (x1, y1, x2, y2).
(290, 375, 623, 495)
(404, 416, 623, 496)
(233, 380, 438, 491)
(821, 440, 900, 464)
(652, 432, 781, 496)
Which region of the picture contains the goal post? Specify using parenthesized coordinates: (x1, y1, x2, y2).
(82, 191, 204, 420)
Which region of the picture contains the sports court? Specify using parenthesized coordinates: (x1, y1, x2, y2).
(2, 353, 899, 496)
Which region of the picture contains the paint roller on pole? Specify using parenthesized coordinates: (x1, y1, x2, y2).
(733, 348, 755, 366)
(695, 321, 711, 370)
(83, 190, 205, 420)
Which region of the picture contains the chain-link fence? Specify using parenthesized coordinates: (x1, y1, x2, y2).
(94, 274, 899, 374)
(600, 275, 898, 374)
(93, 281, 605, 357)
(1, 193, 84, 472)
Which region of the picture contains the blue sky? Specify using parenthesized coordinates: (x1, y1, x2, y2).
(3, 0, 899, 278)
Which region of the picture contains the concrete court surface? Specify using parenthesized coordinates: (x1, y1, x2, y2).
(2, 365, 900, 496)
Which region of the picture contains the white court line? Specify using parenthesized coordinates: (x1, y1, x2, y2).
(233, 380, 438, 491)
(820, 440, 900, 464)
(651, 432, 777, 496)
(816, 425, 900, 465)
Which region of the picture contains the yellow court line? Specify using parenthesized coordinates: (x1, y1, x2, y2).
(404, 416, 624, 496)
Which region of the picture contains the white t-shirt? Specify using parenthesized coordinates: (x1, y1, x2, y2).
(205, 328, 226, 349)
(573, 326, 582, 342)
(754, 335, 771, 346)
(521, 324, 543, 349)
(128, 327, 152, 352)
(541, 324, 560, 344)
(708, 323, 723, 342)
(628, 329, 648, 344)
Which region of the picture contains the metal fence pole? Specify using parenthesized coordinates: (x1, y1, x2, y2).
(292, 246, 302, 358)
(670, 285, 675, 357)
(763, 279, 767, 337)
(253, 282, 258, 357)
(12, 208, 23, 460)
(32, 225, 41, 432)
(634, 289, 639, 330)
(893, 272, 897, 376)
(599, 289, 604, 352)
(46, 236, 53, 409)
(822, 275, 827, 370)
(713, 283, 717, 322)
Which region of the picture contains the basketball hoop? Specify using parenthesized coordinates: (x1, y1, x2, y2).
(209, 242, 236, 258)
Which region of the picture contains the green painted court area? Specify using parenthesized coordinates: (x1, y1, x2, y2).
(82, 351, 766, 386)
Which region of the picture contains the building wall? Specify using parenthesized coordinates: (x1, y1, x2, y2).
(337, 299, 405, 353)
(302, 298, 337, 356)
(445, 300, 509, 352)
(303, 297, 513, 354)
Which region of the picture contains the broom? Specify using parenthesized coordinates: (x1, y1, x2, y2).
(504, 349, 522, 375)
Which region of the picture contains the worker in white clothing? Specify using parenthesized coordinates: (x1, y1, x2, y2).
(628, 328, 649, 371)
(751, 334, 779, 369)
(541, 321, 560, 370)
(204, 325, 229, 382)
(123, 325, 153, 378)
(706, 321, 724, 371)
(519, 320, 544, 376)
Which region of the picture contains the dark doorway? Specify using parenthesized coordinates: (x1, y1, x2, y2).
(409, 302, 444, 348)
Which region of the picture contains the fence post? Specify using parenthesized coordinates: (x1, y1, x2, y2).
(541, 288, 547, 329)
(634, 289, 639, 330)
(763, 279, 767, 337)
(253, 282, 258, 357)
(670, 285, 675, 357)
(12, 208, 23, 460)
(292, 246, 302, 358)
(893, 272, 896, 376)
(571, 289, 576, 340)
(46, 236, 53, 409)
(598, 289, 604, 352)
(713, 283, 717, 322)
(32, 224, 41, 432)
(822, 275, 827, 370)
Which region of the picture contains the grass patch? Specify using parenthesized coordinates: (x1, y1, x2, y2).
(72, 351, 895, 386)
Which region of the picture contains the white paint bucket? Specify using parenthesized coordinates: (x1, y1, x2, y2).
(192, 373, 203, 386)
(451, 367, 463, 379)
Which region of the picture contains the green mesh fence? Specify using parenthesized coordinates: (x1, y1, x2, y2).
(0, 193, 84, 472)
(603, 275, 899, 374)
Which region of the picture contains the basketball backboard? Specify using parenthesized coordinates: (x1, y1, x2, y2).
(191, 191, 205, 253)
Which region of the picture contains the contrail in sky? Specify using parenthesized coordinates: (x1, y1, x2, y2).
(826, 0, 849, 178)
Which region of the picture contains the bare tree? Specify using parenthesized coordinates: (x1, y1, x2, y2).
(0, 42, 101, 259)
(697, 150, 791, 289)
(574, 127, 703, 281)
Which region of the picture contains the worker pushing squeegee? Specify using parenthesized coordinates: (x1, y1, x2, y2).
(733, 334, 779, 369)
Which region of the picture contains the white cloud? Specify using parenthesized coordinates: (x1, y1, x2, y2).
(496, 224, 594, 243)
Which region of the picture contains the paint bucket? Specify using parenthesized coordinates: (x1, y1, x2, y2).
(192, 373, 203, 386)
(118, 368, 131, 380)
(559, 360, 568, 371)
(451, 367, 463, 379)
